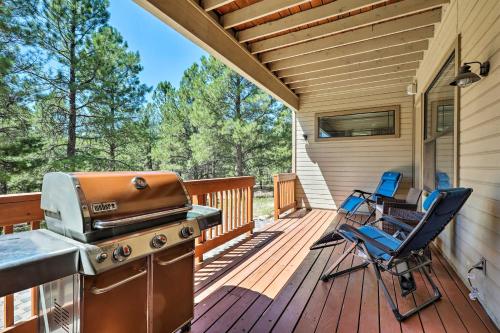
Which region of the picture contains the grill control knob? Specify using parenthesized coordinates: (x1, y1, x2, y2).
(113, 245, 132, 262)
(180, 226, 195, 239)
(96, 252, 108, 263)
(151, 234, 167, 249)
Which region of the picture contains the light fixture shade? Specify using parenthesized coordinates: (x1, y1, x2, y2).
(450, 62, 489, 87)
(450, 70, 481, 87)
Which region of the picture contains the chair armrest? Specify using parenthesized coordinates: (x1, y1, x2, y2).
(338, 224, 395, 255)
(379, 215, 414, 233)
(353, 189, 373, 196)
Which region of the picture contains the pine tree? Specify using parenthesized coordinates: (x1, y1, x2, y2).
(18, 0, 109, 161)
(0, 1, 43, 193)
(84, 26, 149, 171)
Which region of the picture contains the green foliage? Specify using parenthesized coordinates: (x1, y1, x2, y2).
(0, 1, 291, 194)
(152, 56, 291, 185)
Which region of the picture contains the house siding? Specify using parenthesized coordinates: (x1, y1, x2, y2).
(414, 0, 500, 326)
(295, 87, 414, 210)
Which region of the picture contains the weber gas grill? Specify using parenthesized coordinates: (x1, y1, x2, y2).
(37, 171, 221, 333)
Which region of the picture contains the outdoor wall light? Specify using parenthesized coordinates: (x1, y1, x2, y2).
(302, 134, 308, 141)
(450, 61, 490, 87)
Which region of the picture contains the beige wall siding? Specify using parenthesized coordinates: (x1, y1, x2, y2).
(414, 0, 500, 326)
(295, 86, 414, 210)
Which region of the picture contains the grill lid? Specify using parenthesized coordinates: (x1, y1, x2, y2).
(41, 171, 192, 242)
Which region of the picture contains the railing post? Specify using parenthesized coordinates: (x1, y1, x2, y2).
(273, 175, 280, 221)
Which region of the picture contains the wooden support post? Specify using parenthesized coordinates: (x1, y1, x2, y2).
(273, 175, 280, 221)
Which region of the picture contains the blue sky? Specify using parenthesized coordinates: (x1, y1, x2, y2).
(108, 0, 207, 90)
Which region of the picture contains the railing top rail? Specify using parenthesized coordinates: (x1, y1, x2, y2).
(0, 193, 44, 227)
(274, 173, 296, 182)
(0, 192, 41, 203)
(184, 176, 255, 195)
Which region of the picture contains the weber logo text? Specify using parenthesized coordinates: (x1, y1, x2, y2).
(91, 201, 118, 213)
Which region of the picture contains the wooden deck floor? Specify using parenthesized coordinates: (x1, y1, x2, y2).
(192, 209, 499, 333)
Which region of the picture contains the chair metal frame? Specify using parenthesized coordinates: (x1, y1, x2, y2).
(319, 188, 472, 321)
(340, 172, 402, 225)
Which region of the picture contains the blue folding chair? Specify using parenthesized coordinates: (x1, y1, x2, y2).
(339, 171, 402, 224)
(316, 188, 472, 321)
(436, 172, 451, 189)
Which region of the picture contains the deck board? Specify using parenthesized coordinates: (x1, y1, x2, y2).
(192, 209, 499, 333)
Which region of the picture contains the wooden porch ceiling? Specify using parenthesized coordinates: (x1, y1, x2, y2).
(135, 0, 450, 109)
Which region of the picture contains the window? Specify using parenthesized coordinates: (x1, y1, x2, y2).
(316, 106, 400, 140)
(423, 53, 456, 190)
(436, 102, 454, 133)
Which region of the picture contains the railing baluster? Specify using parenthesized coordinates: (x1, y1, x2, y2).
(247, 185, 253, 234)
(223, 190, 228, 234)
(237, 188, 242, 229)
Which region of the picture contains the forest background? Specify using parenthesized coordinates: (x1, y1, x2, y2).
(0, 0, 292, 195)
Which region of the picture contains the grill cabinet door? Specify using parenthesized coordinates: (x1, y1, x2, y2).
(82, 258, 148, 333)
(152, 240, 194, 333)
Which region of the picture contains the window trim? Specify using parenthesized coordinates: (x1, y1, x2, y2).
(314, 105, 401, 142)
(420, 37, 460, 191)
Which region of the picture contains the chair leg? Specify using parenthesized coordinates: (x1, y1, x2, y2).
(321, 242, 363, 281)
(373, 258, 442, 321)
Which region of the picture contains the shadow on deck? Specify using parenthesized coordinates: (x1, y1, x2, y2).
(193, 209, 498, 333)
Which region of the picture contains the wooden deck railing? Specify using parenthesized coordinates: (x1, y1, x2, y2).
(0, 176, 254, 332)
(184, 176, 254, 261)
(0, 193, 43, 333)
(273, 173, 297, 220)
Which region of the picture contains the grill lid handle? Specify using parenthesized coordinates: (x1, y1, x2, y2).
(92, 206, 191, 229)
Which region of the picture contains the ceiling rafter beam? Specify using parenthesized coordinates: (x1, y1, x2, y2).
(293, 70, 416, 94)
(284, 52, 424, 84)
(250, 0, 449, 53)
(202, 0, 234, 12)
(276, 40, 428, 78)
(236, 0, 385, 43)
(221, 0, 310, 29)
(289, 62, 419, 89)
(268, 26, 434, 71)
(260, 9, 441, 63)
(298, 78, 413, 98)
(134, 0, 299, 110)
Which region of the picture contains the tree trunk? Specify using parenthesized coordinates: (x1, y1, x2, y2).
(109, 107, 116, 171)
(109, 143, 116, 171)
(66, 2, 77, 158)
(0, 180, 7, 194)
(234, 76, 244, 176)
(145, 142, 153, 170)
